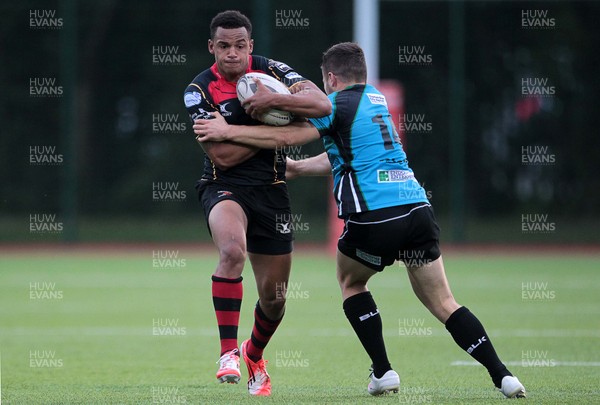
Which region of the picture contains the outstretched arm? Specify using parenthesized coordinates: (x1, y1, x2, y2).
(243, 80, 331, 119)
(194, 111, 321, 149)
(286, 152, 331, 179)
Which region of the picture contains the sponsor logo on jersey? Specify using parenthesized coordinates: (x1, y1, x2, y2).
(184, 91, 202, 107)
(219, 102, 233, 117)
(367, 93, 387, 106)
(377, 170, 415, 183)
(191, 108, 213, 121)
(356, 249, 382, 266)
(284, 72, 302, 81)
(269, 59, 292, 73)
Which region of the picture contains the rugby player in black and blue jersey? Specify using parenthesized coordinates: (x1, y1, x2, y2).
(194, 42, 526, 399)
(183, 10, 330, 396)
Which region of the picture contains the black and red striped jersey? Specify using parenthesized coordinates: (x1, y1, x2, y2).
(184, 55, 307, 186)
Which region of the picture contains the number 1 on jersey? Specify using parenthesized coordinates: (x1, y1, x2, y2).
(372, 114, 401, 150)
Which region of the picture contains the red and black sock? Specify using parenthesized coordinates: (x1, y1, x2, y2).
(212, 275, 243, 355)
(343, 291, 392, 378)
(445, 306, 512, 388)
(246, 301, 283, 362)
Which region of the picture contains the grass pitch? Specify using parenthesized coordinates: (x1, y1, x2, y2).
(1, 248, 599, 404)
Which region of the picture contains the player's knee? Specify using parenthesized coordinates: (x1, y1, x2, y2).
(260, 295, 286, 317)
(427, 297, 460, 323)
(337, 271, 367, 292)
(217, 242, 246, 270)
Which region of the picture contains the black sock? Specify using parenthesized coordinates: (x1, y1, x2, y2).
(445, 306, 512, 388)
(343, 291, 391, 378)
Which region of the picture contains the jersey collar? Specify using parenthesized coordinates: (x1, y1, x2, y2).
(343, 83, 367, 91)
(210, 55, 254, 82)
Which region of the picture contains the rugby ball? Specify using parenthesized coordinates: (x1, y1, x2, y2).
(236, 72, 293, 126)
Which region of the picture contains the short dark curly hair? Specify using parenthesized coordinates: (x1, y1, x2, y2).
(210, 10, 252, 39)
(321, 42, 367, 83)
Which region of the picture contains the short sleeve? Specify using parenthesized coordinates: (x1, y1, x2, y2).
(308, 95, 335, 138)
(183, 83, 216, 121)
(264, 58, 307, 89)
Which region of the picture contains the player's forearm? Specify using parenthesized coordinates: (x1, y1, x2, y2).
(201, 141, 258, 170)
(294, 152, 331, 177)
(226, 125, 285, 149)
(227, 122, 319, 149)
(272, 82, 332, 118)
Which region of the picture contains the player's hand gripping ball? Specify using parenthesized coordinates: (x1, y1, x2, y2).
(236, 72, 293, 126)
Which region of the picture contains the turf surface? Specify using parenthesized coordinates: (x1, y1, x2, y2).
(1, 249, 599, 404)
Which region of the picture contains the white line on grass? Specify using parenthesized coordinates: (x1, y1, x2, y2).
(2, 327, 600, 338)
(451, 360, 600, 367)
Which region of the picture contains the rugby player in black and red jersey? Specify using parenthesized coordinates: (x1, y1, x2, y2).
(183, 10, 330, 396)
